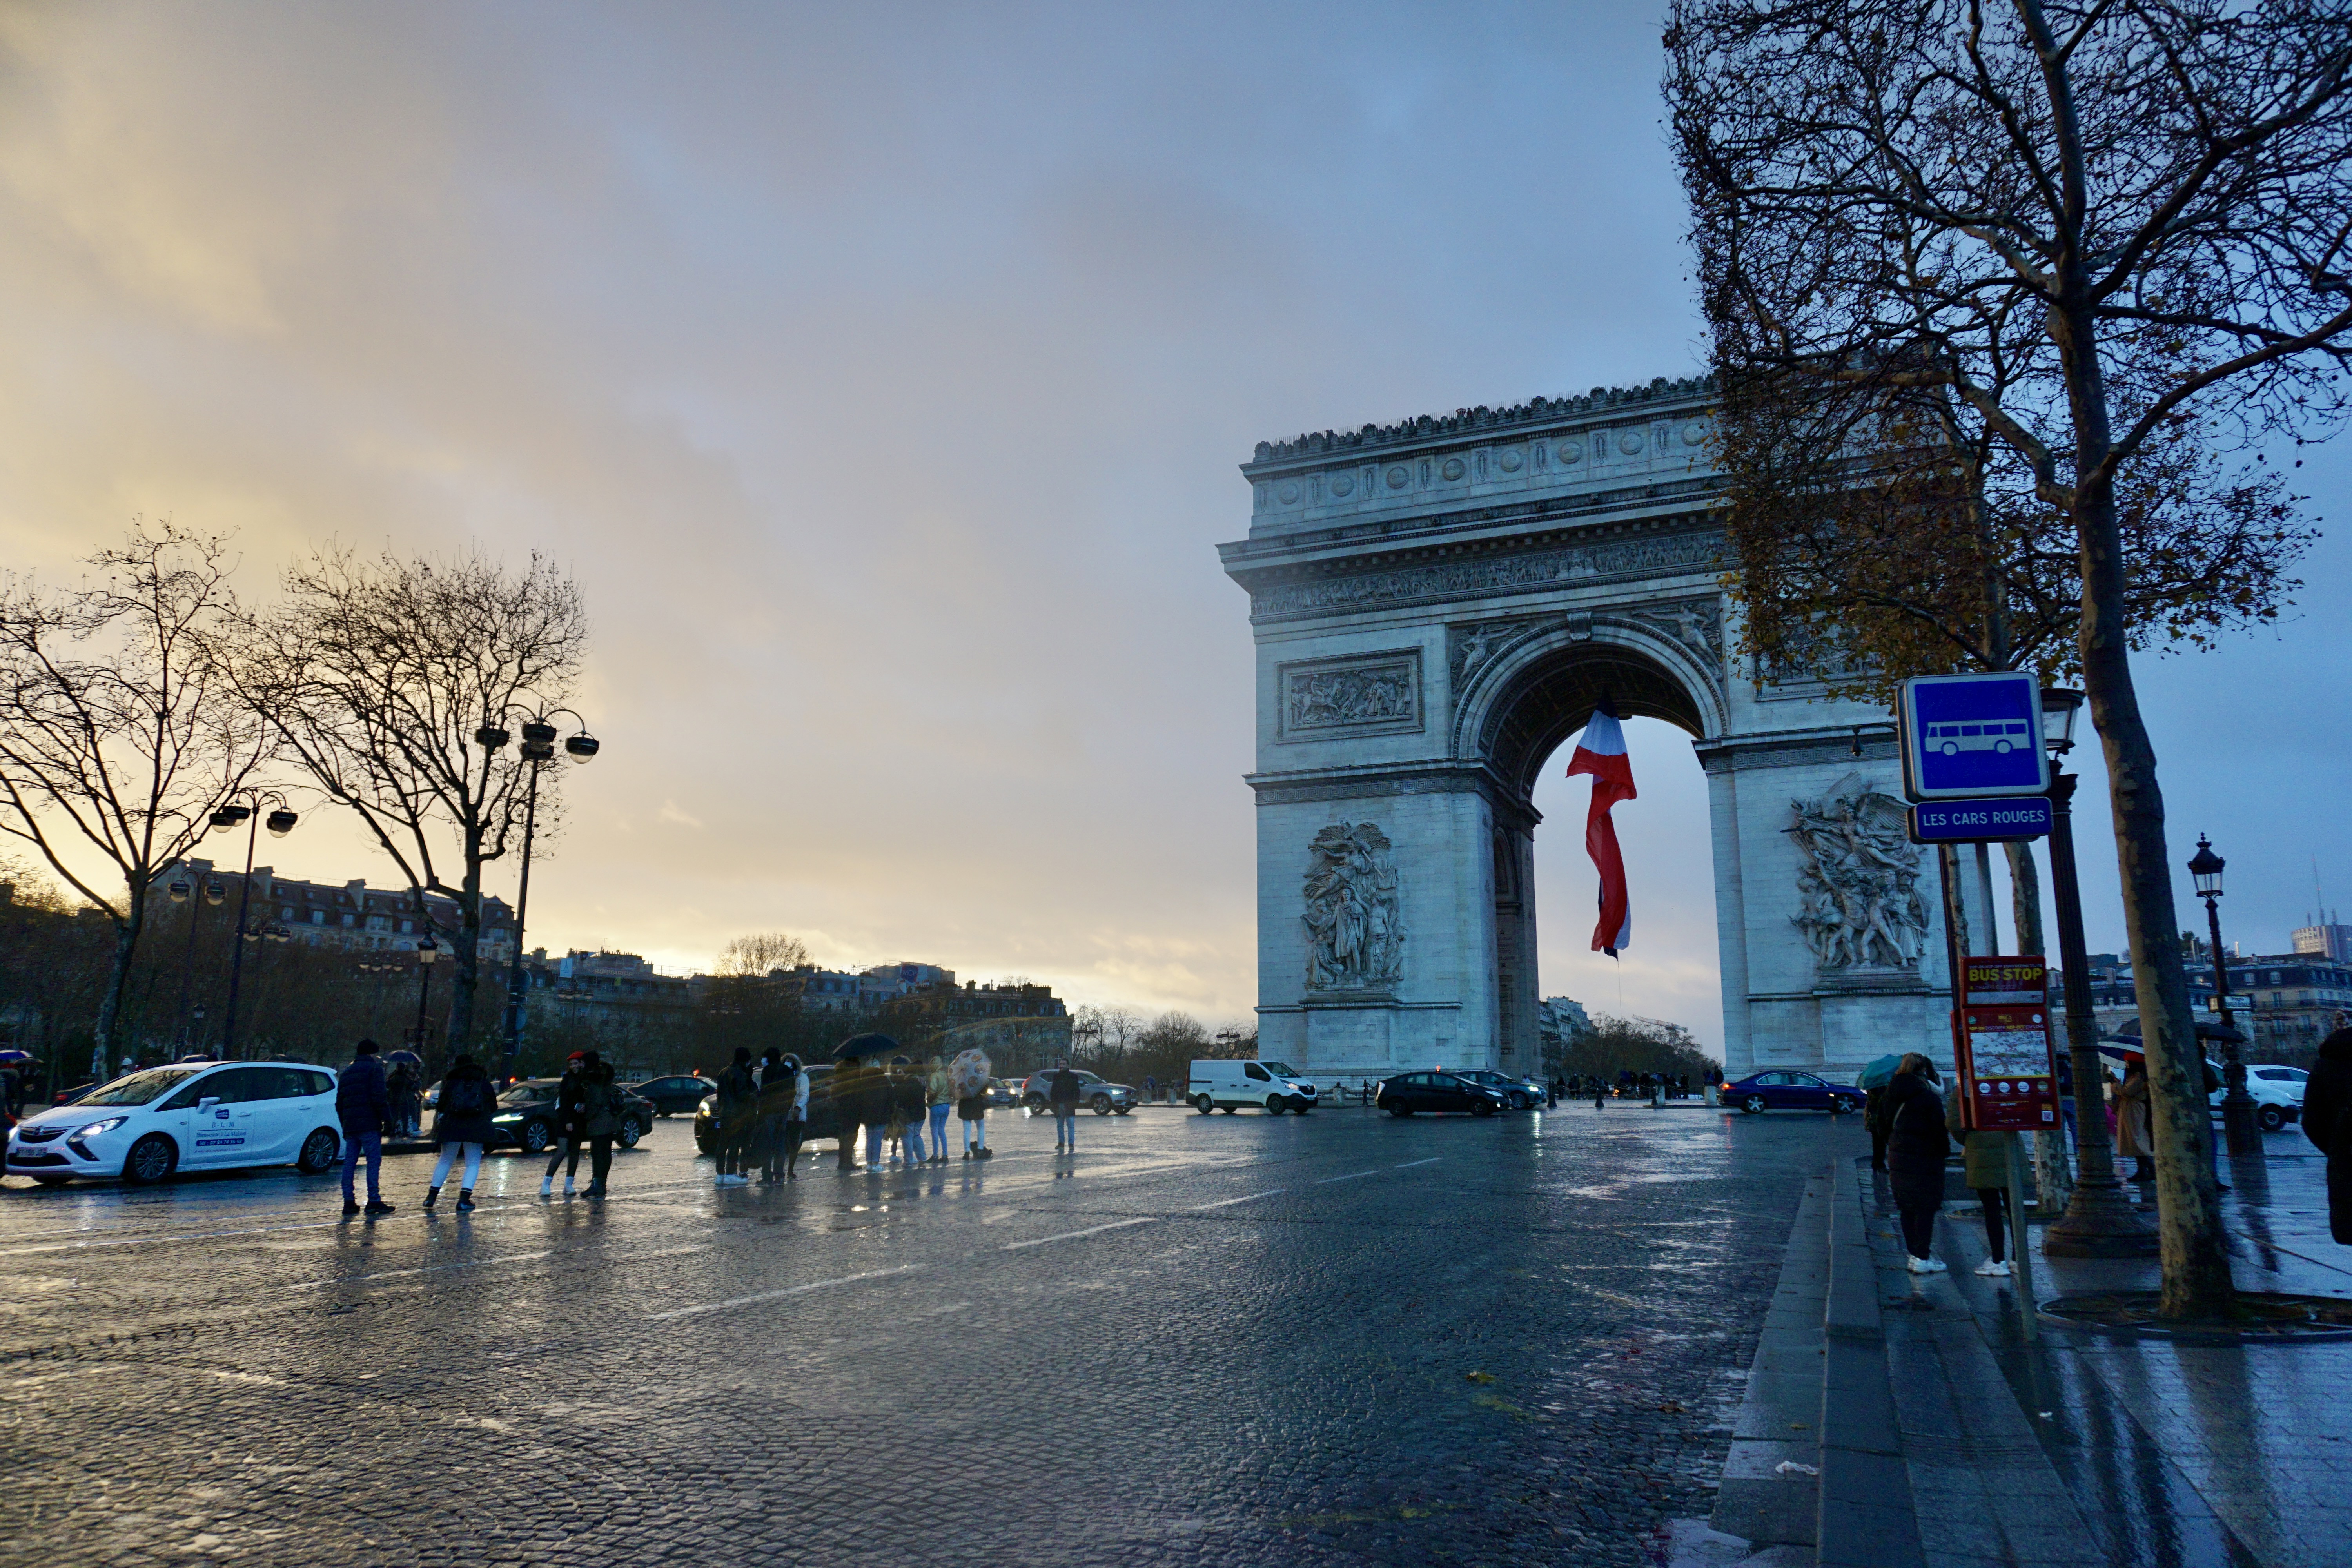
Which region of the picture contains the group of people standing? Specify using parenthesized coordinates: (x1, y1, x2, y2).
(702, 1043, 1000, 1184)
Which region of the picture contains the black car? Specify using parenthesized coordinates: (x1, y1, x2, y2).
(629, 1074, 717, 1117)
(486, 1078, 653, 1153)
(1452, 1069, 1549, 1111)
(693, 1063, 845, 1156)
(1376, 1071, 1508, 1117)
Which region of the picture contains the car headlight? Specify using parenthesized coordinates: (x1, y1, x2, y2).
(492, 1113, 521, 1123)
(75, 1118, 127, 1138)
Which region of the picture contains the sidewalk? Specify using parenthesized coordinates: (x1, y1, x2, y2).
(1687, 1142, 2352, 1568)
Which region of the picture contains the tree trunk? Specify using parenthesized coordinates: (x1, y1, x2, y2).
(91, 918, 140, 1081)
(2061, 320, 2234, 1318)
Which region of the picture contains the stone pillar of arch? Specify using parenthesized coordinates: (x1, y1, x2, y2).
(1220, 379, 1959, 1084)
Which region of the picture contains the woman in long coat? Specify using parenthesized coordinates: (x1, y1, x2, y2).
(2303, 1025, 2352, 1244)
(1883, 1052, 1952, 1274)
(2114, 1055, 2154, 1182)
(579, 1059, 626, 1200)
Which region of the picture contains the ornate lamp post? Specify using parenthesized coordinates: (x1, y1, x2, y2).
(475, 707, 598, 1063)
(2038, 688, 2160, 1257)
(2189, 835, 2260, 1156)
(208, 793, 298, 1059)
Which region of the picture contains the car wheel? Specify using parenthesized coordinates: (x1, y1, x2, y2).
(1831, 1096, 1858, 1114)
(1741, 1094, 1768, 1115)
(618, 1117, 643, 1149)
(1091, 1094, 1112, 1115)
(2258, 1104, 2287, 1133)
(30, 1173, 73, 1187)
(297, 1127, 340, 1174)
(1194, 1095, 1214, 1115)
(123, 1132, 178, 1185)
(1508, 1091, 1529, 1111)
(1388, 1106, 1411, 1117)
(518, 1118, 553, 1154)
(1472, 1101, 1497, 1118)
(1267, 1096, 1287, 1115)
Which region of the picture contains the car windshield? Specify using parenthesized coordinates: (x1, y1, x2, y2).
(498, 1084, 553, 1105)
(1258, 1062, 1301, 1078)
(78, 1066, 209, 1106)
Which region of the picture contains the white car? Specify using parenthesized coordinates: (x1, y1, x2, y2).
(1188, 1057, 1321, 1115)
(5, 1061, 345, 1186)
(2208, 1061, 2307, 1133)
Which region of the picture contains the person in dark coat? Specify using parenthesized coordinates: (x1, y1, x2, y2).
(1046, 1057, 1082, 1153)
(958, 1074, 992, 1159)
(1883, 1053, 1951, 1273)
(713, 1047, 757, 1187)
(335, 1039, 394, 1216)
(425, 1053, 496, 1212)
(579, 1058, 625, 1200)
(2303, 1026, 2352, 1245)
(1863, 1082, 1895, 1172)
(890, 1058, 927, 1164)
(542, 1054, 590, 1200)
(757, 1048, 796, 1183)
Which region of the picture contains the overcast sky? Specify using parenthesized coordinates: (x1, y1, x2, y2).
(3, 3, 2345, 1045)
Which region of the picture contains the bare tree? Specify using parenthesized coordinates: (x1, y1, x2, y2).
(234, 548, 587, 1055)
(715, 932, 811, 978)
(1668, 0, 2352, 1318)
(0, 524, 272, 1077)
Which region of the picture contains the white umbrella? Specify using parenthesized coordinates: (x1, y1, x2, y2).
(948, 1049, 992, 1099)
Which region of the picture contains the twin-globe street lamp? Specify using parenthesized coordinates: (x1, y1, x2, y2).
(474, 708, 599, 1062)
(206, 794, 298, 1060)
(165, 872, 225, 1050)
(2187, 835, 2261, 1156)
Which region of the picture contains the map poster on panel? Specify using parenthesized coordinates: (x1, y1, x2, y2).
(1955, 955, 2059, 1132)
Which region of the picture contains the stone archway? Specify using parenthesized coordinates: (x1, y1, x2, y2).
(1221, 378, 1958, 1083)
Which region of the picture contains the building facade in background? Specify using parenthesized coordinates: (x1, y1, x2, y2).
(2292, 922, 2352, 962)
(156, 860, 514, 962)
(881, 980, 1072, 1073)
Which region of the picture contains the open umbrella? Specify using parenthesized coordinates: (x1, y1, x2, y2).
(832, 1032, 900, 1063)
(0, 1049, 34, 1067)
(1856, 1054, 1900, 1090)
(385, 1049, 423, 1067)
(947, 1049, 992, 1099)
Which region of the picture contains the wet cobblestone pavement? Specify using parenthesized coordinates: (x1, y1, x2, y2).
(0, 1104, 1852, 1566)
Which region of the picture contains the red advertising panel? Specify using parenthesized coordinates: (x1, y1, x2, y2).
(1956, 956, 2060, 1132)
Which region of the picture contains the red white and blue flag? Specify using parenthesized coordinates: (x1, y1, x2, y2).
(1564, 697, 1637, 956)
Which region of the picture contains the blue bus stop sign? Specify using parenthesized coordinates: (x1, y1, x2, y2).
(1898, 673, 2049, 800)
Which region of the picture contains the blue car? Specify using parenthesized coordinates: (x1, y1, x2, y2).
(1724, 1070, 1860, 1116)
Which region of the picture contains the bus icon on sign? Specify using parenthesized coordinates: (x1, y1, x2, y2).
(1924, 719, 2034, 757)
(1898, 673, 2050, 799)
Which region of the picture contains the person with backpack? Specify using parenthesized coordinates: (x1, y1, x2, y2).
(714, 1047, 757, 1187)
(336, 1038, 394, 1217)
(542, 1053, 590, 1199)
(1046, 1056, 1082, 1153)
(579, 1056, 626, 1200)
(425, 1054, 496, 1212)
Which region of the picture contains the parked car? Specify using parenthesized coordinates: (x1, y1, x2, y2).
(693, 1063, 843, 1156)
(630, 1074, 717, 1117)
(486, 1078, 654, 1154)
(2208, 1060, 2305, 1132)
(1723, 1070, 1861, 1115)
(1453, 1069, 1549, 1110)
(1188, 1058, 1320, 1115)
(1375, 1071, 1507, 1117)
(6, 1061, 344, 1187)
(1019, 1069, 1138, 1116)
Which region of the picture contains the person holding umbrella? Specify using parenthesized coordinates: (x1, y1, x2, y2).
(949, 1049, 993, 1159)
(1884, 1052, 1951, 1273)
(1857, 1054, 1900, 1173)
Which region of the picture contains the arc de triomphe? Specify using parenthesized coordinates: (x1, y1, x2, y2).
(1218, 376, 1958, 1083)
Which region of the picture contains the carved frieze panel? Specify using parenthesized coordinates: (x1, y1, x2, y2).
(1787, 774, 1930, 976)
(1277, 650, 1423, 742)
(1303, 821, 1405, 993)
(1252, 530, 1724, 620)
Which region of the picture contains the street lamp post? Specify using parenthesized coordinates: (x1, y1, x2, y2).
(2038, 690, 2160, 1258)
(2189, 836, 2260, 1156)
(208, 793, 298, 1060)
(475, 708, 598, 1065)
(412, 936, 440, 1058)
(167, 873, 225, 1049)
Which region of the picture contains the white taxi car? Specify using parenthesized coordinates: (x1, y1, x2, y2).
(6, 1061, 345, 1186)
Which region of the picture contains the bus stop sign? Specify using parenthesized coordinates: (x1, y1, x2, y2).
(1898, 673, 2049, 801)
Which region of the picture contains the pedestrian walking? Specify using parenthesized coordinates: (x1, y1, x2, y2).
(579, 1056, 626, 1199)
(1593, 1076, 1606, 1111)
(542, 1053, 590, 1198)
(1046, 1056, 1081, 1152)
(2304, 1024, 2352, 1244)
(757, 1047, 795, 1184)
(714, 1047, 757, 1186)
(2114, 1054, 2154, 1183)
(1884, 1053, 1951, 1273)
(1144, 1073, 1158, 1103)
(860, 1056, 894, 1169)
(775, 1054, 811, 1180)
(925, 1056, 952, 1166)
(336, 1038, 395, 1217)
(387, 1056, 423, 1139)
(1945, 1089, 2014, 1276)
(424, 1053, 495, 1212)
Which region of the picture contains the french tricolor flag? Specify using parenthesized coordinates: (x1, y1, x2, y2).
(1564, 697, 1637, 956)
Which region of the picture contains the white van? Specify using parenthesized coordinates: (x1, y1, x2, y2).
(1188, 1058, 1320, 1116)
